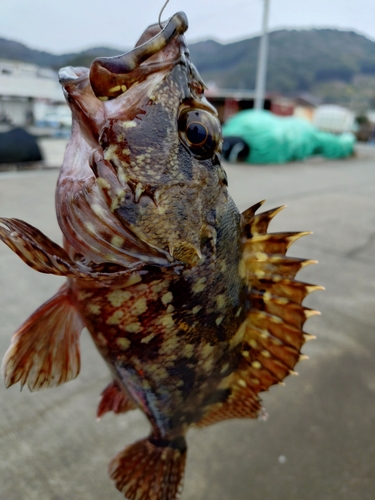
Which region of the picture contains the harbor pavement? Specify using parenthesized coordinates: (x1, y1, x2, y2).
(0, 144, 374, 499)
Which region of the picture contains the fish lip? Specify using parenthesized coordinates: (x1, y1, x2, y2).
(58, 66, 90, 85)
(137, 12, 189, 47)
(89, 12, 189, 99)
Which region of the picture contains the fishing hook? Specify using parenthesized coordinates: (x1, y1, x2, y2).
(159, 0, 171, 28)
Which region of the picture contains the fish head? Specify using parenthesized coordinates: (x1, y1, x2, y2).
(59, 12, 228, 268)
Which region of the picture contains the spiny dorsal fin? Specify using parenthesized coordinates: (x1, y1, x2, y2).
(195, 202, 321, 427)
(242, 203, 286, 236)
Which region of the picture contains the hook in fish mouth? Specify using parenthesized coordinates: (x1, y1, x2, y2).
(159, 0, 171, 29)
(89, 11, 189, 100)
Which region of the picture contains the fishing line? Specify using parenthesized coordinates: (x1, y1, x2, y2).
(159, 0, 171, 28)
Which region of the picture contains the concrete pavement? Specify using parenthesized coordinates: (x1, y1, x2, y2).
(0, 145, 375, 499)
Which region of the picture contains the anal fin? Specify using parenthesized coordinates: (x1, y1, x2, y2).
(97, 379, 137, 419)
(2, 284, 84, 391)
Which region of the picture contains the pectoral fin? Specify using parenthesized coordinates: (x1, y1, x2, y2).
(0, 218, 144, 280)
(2, 284, 84, 391)
(0, 218, 76, 276)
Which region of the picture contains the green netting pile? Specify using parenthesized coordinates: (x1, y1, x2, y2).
(222, 109, 356, 164)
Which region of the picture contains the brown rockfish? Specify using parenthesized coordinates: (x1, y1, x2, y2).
(0, 12, 320, 500)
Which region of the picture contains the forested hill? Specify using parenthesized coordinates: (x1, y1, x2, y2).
(0, 37, 124, 69)
(1, 28, 375, 106)
(189, 29, 375, 92)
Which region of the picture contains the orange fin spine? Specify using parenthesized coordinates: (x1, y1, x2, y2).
(251, 276, 323, 304)
(243, 231, 311, 257)
(243, 204, 286, 235)
(250, 289, 319, 329)
(240, 203, 320, 383)
(97, 380, 137, 419)
(243, 322, 300, 368)
(2, 284, 84, 391)
(241, 200, 266, 222)
(109, 436, 186, 500)
(246, 309, 306, 351)
(242, 254, 317, 282)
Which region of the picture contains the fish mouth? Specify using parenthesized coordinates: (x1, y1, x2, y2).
(89, 12, 188, 100)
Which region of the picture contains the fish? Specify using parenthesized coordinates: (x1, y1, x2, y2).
(0, 11, 321, 500)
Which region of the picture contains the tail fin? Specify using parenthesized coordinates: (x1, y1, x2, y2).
(109, 436, 187, 500)
(2, 284, 84, 391)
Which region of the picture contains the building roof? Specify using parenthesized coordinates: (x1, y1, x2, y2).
(0, 59, 65, 102)
(293, 92, 322, 107)
(205, 88, 257, 100)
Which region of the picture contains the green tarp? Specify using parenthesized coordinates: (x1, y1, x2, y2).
(222, 110, 356, 164)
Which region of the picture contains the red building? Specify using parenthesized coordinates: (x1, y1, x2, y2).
(204, 89, 320, 124)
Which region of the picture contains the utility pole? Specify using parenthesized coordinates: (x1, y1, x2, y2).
(254, 0, 270, 110)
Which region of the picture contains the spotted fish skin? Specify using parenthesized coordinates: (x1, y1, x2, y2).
(70, 195, 246, 438)
(0, 11, 320, 500)
(55, 11, 247, 444)
(57, 12, 248, 444)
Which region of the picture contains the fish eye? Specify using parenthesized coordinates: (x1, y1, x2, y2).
(178, 108, 221, 160)
(186, 121, 208, 146)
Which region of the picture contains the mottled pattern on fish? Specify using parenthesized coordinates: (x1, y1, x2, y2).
(70, 218, 246, 437)
(0, 11, 321, 500)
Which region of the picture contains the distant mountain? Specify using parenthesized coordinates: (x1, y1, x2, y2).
(0, 37, 126, 70)
(1, 29, 375, 109)
(0, 37, 63, 67)
(189, 30, 375, 95)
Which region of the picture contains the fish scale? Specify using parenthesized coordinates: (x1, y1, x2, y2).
(0, 11, 321, 500)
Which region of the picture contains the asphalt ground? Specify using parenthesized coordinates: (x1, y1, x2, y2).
(0, 144, 374, 500)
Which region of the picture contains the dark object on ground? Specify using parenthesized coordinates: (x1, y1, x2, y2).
(0, 128, 43, 163)
(355, 115, 375, 142)
(222, 136, 250, 162)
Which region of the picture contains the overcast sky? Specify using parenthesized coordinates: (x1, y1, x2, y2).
(1, 0, 375, 54)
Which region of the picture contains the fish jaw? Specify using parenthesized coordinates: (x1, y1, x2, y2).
(57, 12, 225, 269)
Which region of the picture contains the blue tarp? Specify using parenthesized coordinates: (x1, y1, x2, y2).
(222, 110, 356, 164)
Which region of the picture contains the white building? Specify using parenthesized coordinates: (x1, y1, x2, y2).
(0, 59, 67, 126)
